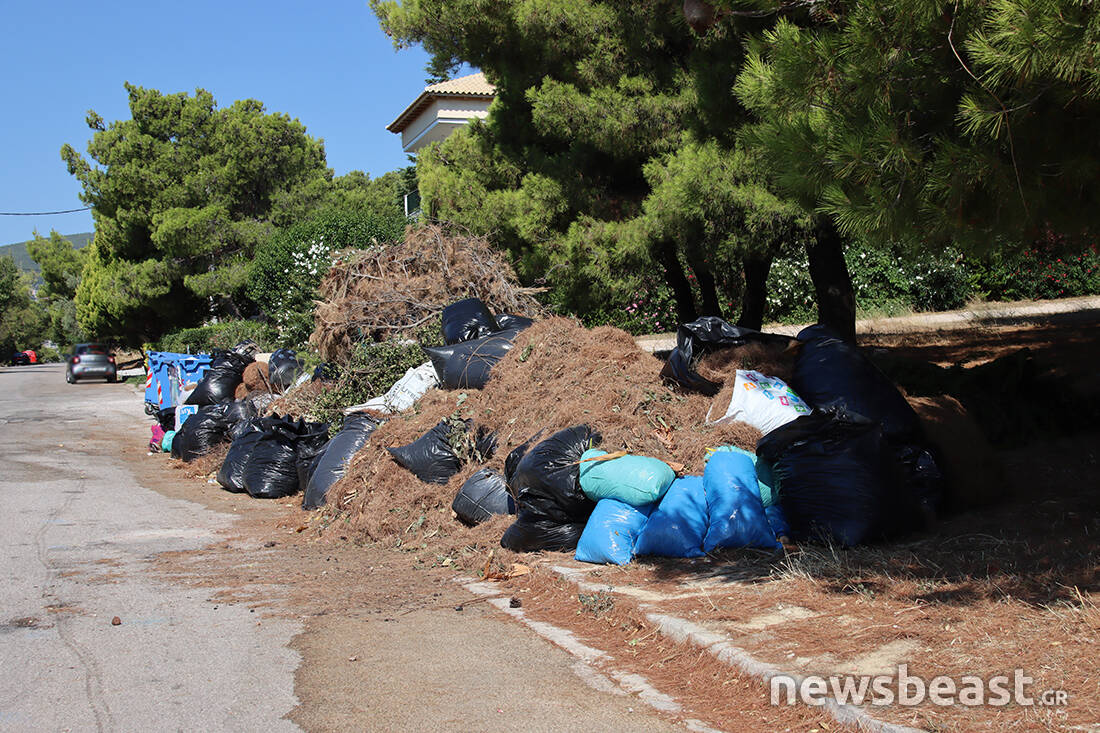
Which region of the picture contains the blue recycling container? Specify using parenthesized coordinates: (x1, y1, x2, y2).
(178, 354, 213, 387)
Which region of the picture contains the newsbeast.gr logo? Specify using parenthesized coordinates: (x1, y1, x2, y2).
(770, 666, 1070, 708)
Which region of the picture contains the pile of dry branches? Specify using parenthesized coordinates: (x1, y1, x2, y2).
(310, 224, 546, 361)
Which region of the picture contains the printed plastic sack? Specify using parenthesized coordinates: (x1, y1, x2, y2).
(574, 499, 653, 565)
(757, 410, 921, 546)
(267, 348, 304, 393)
(358, 362, 439, 414)
(792, 324, 922, 442)
(705, 445, 777, 507)
(423, 329, 520, 390)
(661, 316, 795, 396)
(709, 370, 810, 435)
(578, 449, 675, 506)
(186, 349, 254, 406)
(171, 403, 234, 462)
(452, 468, 514, 525)
(442, 298, 499, 344)
(387, 418, 496, 485)
(302, 412, 382, 509)
(701, 452, 781, 552)
(493, 314, 535, 332)
(217, 429, 265, 493)
(633, 476, 708, 558)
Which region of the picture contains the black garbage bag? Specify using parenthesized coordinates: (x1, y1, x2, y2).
(660, 317, 795, 395)
(268, 348, 303, 393)
(387, 417, 496, 484)
(297, 441, 329, 498)
(501, 516, 586, 552)
(423, 329, 520, 390)
(312, 362, 339, 383)
(792, 324, 922, 442)
(225, 398, 257, 425)
(509, 425, 601, 526)
(442, 297, 499, 344)
(452, 468, 515, 525)
(757, 410, 923, 546)
(155, 407, 176, 432)
(303, 412, 383, 509)
(171, 403, 234, 462)
(243, 417, 330, 499)
(493, 313, 535, 333)
(186, 350, 254, 406)
(504, 430, 546, 485)
(217, 428, 265, 493)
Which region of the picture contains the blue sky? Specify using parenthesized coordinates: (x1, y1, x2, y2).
(0, 0, 436, 245)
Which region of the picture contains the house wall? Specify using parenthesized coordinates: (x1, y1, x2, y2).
(401, 97, 492, 153)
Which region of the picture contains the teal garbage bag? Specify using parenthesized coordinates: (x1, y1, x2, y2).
(575, 499, 653, 565)
(161, 430, 176, 454)
(633, 476, 707, 558)
(702, 452, 782, 552)
(579, 449, 676, 506)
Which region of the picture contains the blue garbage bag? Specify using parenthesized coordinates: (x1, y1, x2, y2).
(633, 476, 708, 558)
(705, 445, 777, 507)
(575, 499, 653, 565)
(765, 504, 791, 540)
(702, 452, 781, 552)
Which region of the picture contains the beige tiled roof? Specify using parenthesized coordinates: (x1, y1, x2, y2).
(387, 72, 496, 133)
(424, 72, 495, 96)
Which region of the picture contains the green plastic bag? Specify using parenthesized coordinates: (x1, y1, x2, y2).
(578, 449, 675, 507)
(705, 445, 777, 507)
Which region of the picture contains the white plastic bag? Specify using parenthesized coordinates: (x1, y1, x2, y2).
(709, 370, 810, 435)
(346, 361, 440, 415)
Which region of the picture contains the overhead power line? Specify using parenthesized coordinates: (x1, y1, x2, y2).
(0, 206, 91, 216)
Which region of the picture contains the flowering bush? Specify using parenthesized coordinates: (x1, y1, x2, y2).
(248, 210, 405, 347)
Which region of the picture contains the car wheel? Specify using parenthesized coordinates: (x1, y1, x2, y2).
(107, 375, 117, 383)
(66, 372, 75, 384)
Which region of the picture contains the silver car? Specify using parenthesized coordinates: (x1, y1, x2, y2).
(66, 343, 118, 383)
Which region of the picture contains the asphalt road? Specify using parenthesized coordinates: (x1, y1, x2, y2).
(0, 364, 680, 732)
(0, 363, 301, 732)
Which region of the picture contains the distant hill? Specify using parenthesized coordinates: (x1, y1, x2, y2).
(0, 232, 93, 272)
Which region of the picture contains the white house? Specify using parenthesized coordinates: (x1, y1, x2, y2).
(386, 72, 496, 154)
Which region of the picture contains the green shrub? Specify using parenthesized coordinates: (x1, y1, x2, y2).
(574, 272, 680, 335)
(156, 320, 278, 354)
(310, 338, 429, 426)
(248, 209, 406, 347)
(965, 243, 1100, 301)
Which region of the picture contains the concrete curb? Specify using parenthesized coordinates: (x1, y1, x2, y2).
(458, 578, 724, 733)
(549, 567, 924, 733)
(633, 295, 1100, 353)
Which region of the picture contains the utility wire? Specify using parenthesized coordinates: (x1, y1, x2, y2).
(0, 206, 91, 216)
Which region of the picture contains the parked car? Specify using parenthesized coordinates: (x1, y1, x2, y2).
(66, 343, 117, 383)
(10, 351, 30, 366)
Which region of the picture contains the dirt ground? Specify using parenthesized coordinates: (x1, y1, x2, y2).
(137, 312, 1100, 732)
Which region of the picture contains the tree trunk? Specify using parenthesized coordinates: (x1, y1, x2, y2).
(736, 254, 773, 331)
(652, 239, 698, 324)
(808, 216, 856, 342)
(686, 253, 722, 317)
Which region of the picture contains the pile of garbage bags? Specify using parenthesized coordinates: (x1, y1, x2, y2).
(423, 298, 535, 389)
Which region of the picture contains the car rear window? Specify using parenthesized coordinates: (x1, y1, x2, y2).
(77, 344, 109, 355)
